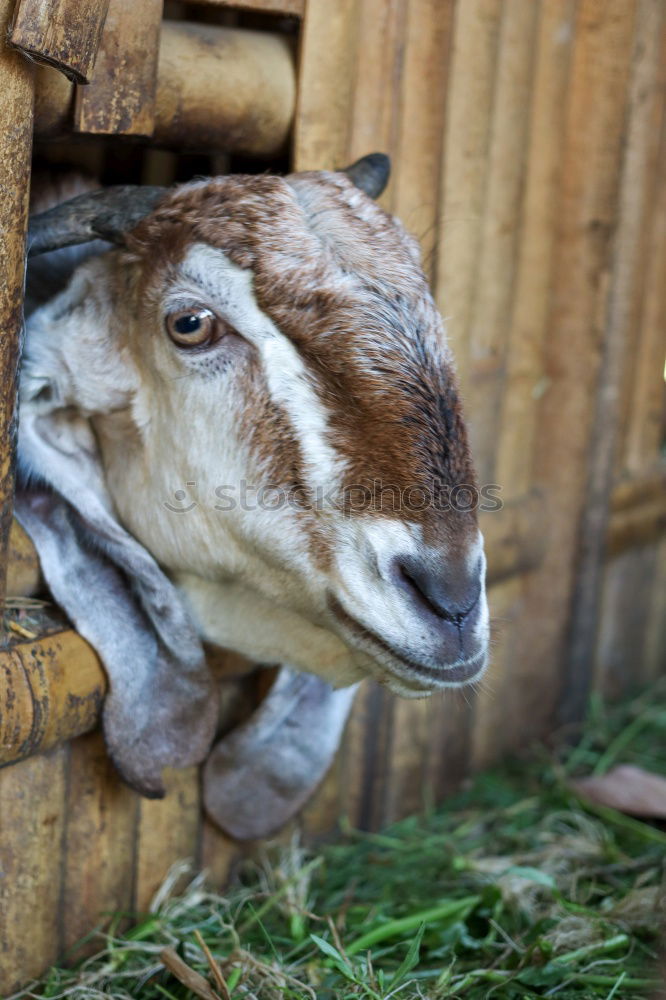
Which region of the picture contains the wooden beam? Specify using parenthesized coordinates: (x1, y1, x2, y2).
(9, 0, 110, 84)
(34, 22, 296, 156)
(0, 1, 35, 616)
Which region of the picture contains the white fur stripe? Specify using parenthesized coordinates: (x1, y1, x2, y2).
(180, 244, 345, 491)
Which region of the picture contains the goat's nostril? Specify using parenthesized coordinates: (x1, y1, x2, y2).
(393, 558, 480, 625)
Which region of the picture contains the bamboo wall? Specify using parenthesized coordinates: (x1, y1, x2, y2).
(0, 0, 664, 992)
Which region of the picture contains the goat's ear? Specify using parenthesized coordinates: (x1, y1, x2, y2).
(16, 306, 218, 797)
(342, 153, 391, 199)
(203, 668, 357, 839)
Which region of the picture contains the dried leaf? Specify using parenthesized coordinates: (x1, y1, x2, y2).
(572, 765, 666, 818)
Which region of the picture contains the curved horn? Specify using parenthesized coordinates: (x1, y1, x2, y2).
(342, 152, 391, 199)
(27, 185, 167, 257)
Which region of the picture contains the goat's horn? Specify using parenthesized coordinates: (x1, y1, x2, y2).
(342, 152, 391, 199)
(27, 186, 167, 257)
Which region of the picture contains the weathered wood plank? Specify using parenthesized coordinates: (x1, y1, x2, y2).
(346, 0, 406, 204)
(622, 33, 666, 474)
(74, 0, 163, 137)
(61, 731, 138, 954)
(199, 816, 238, 888)
(434, 0, 502, 390)
(465, 0, 540, 484)
(471, 576, 523, 768)
(560, 0, 663, 721)
(5, 518, 41, 596)
(0, 747, 67, 995)
(495, 0, 577, 499)
(135, 766, 200, 912)
(9, 0, 110, 83)
(293, 0, 360, 170)
(392, 0, 454, 284)
(0, 0, 34, 613)
(643, 537, 666, 682)
(594, 545, 658, 699)
(509, 0, 637, 735)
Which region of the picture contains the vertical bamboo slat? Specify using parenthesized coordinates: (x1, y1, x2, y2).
(643, 537, 666, 682)
(517, 0, 638, 734)
(392, 0, 453, 283)
(562, 0, 665, 720)
(471, 576, 523, 768)
(623, 79, 666, 473)
(293, 0, 360, 171)
(74, 0, 163, 137)
(0, 748, 68, 993)
(495, 0, 576, 498)
(134, 767, 200, 911)
(61, 732, 138, 953)
(594, 545, 658, 698)
(434, 0, 502, 389)
(346, 0, 406, 191)
(199, 819, 237, 888)
(0, 0, 34, 613)
(465, 0, 539, 484)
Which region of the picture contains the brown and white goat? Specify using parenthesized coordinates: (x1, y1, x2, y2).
(18, 156, 489, 830)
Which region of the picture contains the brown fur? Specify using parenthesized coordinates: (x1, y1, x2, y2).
(128, 172, 477, 551)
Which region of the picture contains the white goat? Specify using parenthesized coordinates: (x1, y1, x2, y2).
(18, 156, 489, 836)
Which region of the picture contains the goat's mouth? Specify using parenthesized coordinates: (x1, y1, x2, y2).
(327, 594, 487, 695)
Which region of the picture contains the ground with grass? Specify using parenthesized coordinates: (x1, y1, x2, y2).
(11, 682, 666, 1000)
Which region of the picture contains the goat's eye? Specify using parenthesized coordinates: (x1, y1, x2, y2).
(166, 308, 217, 347)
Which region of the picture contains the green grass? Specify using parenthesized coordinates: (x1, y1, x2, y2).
(10, 681, 666, 1000)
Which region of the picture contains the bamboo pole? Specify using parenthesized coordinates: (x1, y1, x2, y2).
(0, 631, 106, 767)
(0, 2, 35, 618)
(9, 0, 110, 84)
(34, 21, 296, 156)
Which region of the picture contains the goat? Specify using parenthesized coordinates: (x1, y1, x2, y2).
(17, 155, 489, 836)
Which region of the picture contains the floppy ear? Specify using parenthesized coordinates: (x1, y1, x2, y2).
(203, 667, 357, 839)
(16, 279, 218, 798)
